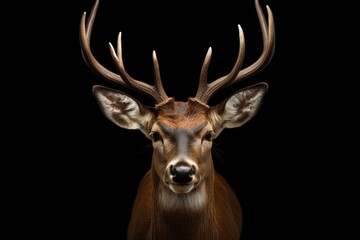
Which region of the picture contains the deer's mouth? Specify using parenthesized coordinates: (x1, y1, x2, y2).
(168, 183, 195, 194)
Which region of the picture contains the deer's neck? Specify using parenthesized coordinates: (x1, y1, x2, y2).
(150, 167, 218, 240)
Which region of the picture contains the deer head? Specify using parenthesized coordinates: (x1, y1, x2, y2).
(80, 0, 274, 239)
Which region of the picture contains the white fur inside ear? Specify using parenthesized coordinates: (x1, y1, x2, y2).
(225, 89, 263, 118)
(94, 88, 143, 129)
(221, 85, 266, 128)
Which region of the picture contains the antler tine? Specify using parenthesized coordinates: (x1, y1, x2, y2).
(80, 0, 169, 103)
(152, 51, 169, 101)
(80, 0, 126, 87)
(195, 24, 245, 103)
(194, 0, 275, 103)
(233, 0, 275, 82)
(109, 34, 169, 103)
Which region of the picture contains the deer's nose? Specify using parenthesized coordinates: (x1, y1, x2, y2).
(170, 164, 195, 184)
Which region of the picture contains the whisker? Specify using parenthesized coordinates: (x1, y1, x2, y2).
(135, 143, 152, 155)
(212, 142, 227, 165)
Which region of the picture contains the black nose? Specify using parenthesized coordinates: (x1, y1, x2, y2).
(170, 165, 194, 184)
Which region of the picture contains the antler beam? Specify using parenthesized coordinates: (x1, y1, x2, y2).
(79, 0, 169, 103)
(195, 0, 275, 103)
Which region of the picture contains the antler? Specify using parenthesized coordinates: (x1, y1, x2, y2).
(195, 0, 275, 103)
(79, 0, 169, 103)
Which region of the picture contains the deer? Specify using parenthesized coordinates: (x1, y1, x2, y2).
(79, 0, 274, 239)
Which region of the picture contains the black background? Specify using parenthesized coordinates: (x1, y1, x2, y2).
(71, 1, 302, 239)
(10, 0, 349, 239)
(74, 0, 322, 239)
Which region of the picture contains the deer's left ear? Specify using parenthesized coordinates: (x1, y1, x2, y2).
(209, 83, 268, 137)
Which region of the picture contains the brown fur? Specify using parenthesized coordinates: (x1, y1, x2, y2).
(127, 170, 242, 240)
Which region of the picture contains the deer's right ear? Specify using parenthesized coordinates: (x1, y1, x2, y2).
(92, 85, 155, 137)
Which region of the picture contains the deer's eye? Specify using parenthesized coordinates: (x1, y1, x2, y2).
(151, 132, 162, 142)
(204, 131, 213, 142)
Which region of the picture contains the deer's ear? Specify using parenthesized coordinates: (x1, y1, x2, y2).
(210, 83, 268, 137)
(92, 85, 155, 136)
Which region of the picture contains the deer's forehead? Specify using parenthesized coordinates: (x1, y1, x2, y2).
(153, 119, 210, 134)
(156, 100, 209, 117)
(153, 101, 210, 132)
